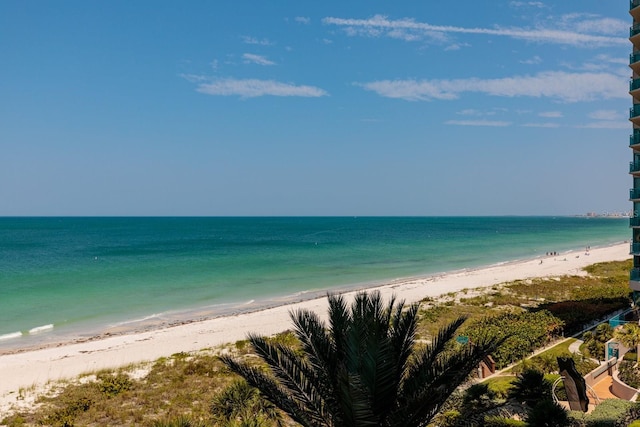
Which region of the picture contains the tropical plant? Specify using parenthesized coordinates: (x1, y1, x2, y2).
(525, 399, 569, 427)
(211, 379, 283, 426)
(221, 291, 501, 427)
(509, 369, 551, 407)
(582, 323, 614, 361)
(613, 322, 640, 363)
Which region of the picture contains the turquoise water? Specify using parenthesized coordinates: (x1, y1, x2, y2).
(0, 217, 629, 350)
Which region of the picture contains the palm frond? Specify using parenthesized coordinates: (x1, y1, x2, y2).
(220, 354, 323, 427)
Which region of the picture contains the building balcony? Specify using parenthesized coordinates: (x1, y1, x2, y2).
(631, 79, 640, 93)
(632, 23, 640, 38)
(631, 268, 640, 281)
(632, 0, 640, 20)
(631, 189, 640, 200)
(631, 217, 640, 227)
(633, 52, 640, 65)
(631, 243, 640, 254)
(631, 162, 640, 174)
(630, 105, 640, 120)
(631, 131, 640, 147)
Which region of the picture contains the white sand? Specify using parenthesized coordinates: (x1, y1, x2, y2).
(0, 242, 630, 412)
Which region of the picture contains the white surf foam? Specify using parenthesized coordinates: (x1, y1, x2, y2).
(28, 324, 54, 334)
(0, 331, 23, 341)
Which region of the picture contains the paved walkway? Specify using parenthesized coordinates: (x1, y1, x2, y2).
(591, 376, 617, 400)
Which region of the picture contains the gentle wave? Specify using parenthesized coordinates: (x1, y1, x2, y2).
(28, 324, 54, 334)
(109, 313, 163, 328)
(0, 331, 23, 341)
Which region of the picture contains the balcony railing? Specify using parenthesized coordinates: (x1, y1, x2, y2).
(632, 52, 640, 65)
(631, 218, 640, 227)
(631, 80, 640, 92)
(632, 23, 640, 38)
(631, 105, 640, 119)
(631, 243, 640, 254)
(631, 131, 640, 146)
(631, 189, 640, 200)
(631, 162, 640, 173)
(631, 268, 640, 281)
(632, 0, 640, 10)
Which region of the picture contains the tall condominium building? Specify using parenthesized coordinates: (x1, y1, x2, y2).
(631, 0, 640, 301)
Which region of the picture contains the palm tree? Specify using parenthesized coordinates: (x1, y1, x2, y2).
(613, 322, 640, 363)
(221, 291, 501, 427)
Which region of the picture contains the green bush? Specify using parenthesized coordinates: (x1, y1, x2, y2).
(96, 372, 132, 398)
(484, 416, 526, 426)
(525, 399, 570, 426)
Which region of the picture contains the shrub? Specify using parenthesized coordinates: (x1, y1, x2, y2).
(509, 369, 551, 407)
(618, 360, 640, 389)
(484, 415, 526, 426)
(525, 399, 570, 427)
(96, 372, 132, 398)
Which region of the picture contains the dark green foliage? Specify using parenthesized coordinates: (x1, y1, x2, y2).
(617, 360, 640, 389)
(211, 379, 283, 426)
(540, 299, 629, 335)
(568, 399, 636, 426)
(463, 383, 497, 409)
(616, 403, 640, 427)
(525, 400, 569, 427)
(509, 369, 551, 407)
(96, 372, 133, 397)
(222, 291, 501, 427)
(582, 323, 613, 361)
(466, 311, 563, 369)
(40, 396, 93, 427)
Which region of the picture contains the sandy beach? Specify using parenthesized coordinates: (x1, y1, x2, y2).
(0, 242, 631, 412)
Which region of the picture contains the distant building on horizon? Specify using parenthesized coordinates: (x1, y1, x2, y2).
(629, 0, 640, 302)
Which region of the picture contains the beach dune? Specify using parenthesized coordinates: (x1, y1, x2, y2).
(0, 243, 630, 410)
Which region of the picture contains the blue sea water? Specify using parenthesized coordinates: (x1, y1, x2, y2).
(0, 216, 629, 351)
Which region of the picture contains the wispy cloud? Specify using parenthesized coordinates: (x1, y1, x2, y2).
(322, 15, 626, 47)
(539, 111, 563, 118)
(242, 36, 273, 46)
(295, 16, 310, 24)
(242, 53, 275, 66)
(522, 122, 561, 128)
(186, 77, 328, 98)
(358, 71, 626, 103)
(588, 110, 622, 121)
(457, 109, 497, 116)
(577, 121, 628, 129)
(445, 120, 511, 127)
(520, 55, 542, 65)
(510, 1, 545, 8)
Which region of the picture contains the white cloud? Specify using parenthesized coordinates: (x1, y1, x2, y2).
(457, 109, 496, 116)
(522, 122, 561, 128)
(445, 120, 511, 127)
(191, 78, 328, 98)
(520, 56, 542, 65)
(588, 110, 622, 121)
(577, 121, 629, 129)
(295, 16, 310, 24)
(359, 71, 627, 103)
(322, 15, 626, 47)
(510, 1, 545, 8)
(242, 36, 273, 46)
(539, 111, 563, 118)
(242, 53, 275, 66)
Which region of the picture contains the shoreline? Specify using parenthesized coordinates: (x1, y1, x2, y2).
(0, 241, 631, 407)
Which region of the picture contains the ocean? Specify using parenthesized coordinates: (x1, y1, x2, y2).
(0, 216, 629, 351)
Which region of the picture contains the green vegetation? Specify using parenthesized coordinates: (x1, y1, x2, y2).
(0, 260, 634, 426)
(222, 291, 501, 427)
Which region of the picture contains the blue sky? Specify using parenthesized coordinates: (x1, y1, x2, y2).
(0, 1, 632, 216)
